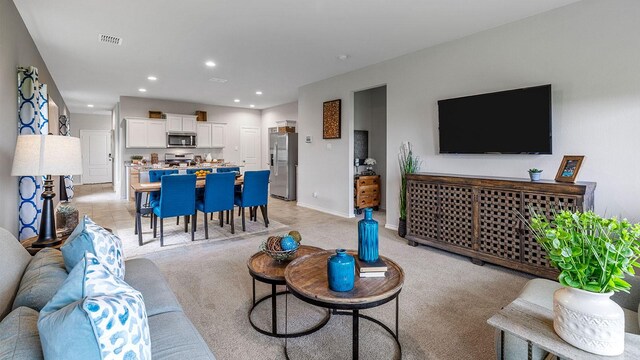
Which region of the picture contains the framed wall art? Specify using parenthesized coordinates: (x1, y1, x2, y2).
(555, 155, 584, 183)
(323, 99, 341, 139)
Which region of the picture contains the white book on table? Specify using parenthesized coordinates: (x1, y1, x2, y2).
(359, 271, 386, 278)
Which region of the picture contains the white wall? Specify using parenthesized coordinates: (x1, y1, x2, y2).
(71, 113, 112, 137)
(298, 0, 640, 226)
(117, 96, 262, 198)
(0, 0, 69, 236)
(261, 101, 298, 168)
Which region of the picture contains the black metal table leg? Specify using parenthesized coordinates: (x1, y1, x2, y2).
(395, 295, 399, 339)
(353, 309, 359, 360)
(272, 284, 278, 334)
(252, 278, 256, 305)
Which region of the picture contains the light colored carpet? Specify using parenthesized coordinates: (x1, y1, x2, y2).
(139, 205, 531, 360)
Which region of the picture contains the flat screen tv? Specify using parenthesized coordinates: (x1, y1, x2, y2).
(438, 84, 552, 154)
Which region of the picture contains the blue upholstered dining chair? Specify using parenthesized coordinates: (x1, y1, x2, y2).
(152, 174, 197, 246)
(148, 169, 179, 228)
(234, 170, 270, 231)
(215, 166, 241, 222)
(195, 172, 236, 237)
(187, 168, 213, 201)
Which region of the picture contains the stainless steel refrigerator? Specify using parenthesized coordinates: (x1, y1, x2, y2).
(269, 132, 298, 200)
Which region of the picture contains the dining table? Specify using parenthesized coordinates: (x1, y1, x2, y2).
(130, 175, 244, 246)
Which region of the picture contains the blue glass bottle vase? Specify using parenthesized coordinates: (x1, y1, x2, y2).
(358, 208, 379, 263)
(327, 249, 355, 292)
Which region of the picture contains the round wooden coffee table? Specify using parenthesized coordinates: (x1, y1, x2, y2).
(247, 245, 330, 338)
(284, 250, 404, 360)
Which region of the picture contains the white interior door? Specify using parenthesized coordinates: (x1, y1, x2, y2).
(80, 130, 113, 184)
(240, 127, 260, 171)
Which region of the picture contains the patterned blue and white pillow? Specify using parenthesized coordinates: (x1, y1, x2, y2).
(38, 252, 151, 360)
(62, 215, 125, 279)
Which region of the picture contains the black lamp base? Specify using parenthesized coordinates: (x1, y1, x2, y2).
(32, 175, 61, 248)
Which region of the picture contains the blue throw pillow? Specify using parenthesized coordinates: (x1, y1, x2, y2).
(38, 252, 151, 360)
(61, 215, 125, 279)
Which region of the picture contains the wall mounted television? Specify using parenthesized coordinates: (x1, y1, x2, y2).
(438, 84, 552, 154)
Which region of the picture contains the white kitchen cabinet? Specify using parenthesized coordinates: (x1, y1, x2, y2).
(196, 123, 212, 148)
(126, 118, 167, 148)
(196, 122, 226, 148)
(211, 124, 225, 147)
(166, 115, 183, 132)
(182, 116, 197, 132)
(165, 113, 197, 132)
(147, 121, 167, 147)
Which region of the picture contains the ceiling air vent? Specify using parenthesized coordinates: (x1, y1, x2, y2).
(208, 77, 228, 83)
(98, 34, 122, 46)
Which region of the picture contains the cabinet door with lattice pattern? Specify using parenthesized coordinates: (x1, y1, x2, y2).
(439, 185, 473, 248)
(521, 192, 580, 269)
(477, 189, 522, 260)
(406, 181, 439, 241)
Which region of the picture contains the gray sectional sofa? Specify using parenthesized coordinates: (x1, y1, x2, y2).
(0, 227, 216, 360)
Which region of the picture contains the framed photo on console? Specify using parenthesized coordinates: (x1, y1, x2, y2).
(555, 155, 584, 183)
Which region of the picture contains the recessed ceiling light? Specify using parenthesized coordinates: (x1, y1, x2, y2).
(205, 61, 216, 67)
(337, 54, 349, 60)
(250, 104, 255, 108)
(255, 91, 263, 95)
(87, 104, 94, 108)
(138, 88, 147, 92)
(147, 76, 157, 81)
(234, 99, 240, 103)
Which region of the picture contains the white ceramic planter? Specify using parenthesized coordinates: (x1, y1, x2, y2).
(553, 287, 625, 356)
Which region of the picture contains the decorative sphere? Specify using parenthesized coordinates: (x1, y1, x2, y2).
(280, 235, 298, 251)
(288, 230, 302, 243)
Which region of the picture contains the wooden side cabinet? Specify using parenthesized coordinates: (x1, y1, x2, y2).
(405, 173, 596, 279)
(354, 175, 380, 214)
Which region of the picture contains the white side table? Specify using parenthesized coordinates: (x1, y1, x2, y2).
(487, 298, 640, 360)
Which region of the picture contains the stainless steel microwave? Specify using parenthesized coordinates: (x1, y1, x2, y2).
(167, 132, 197, 148)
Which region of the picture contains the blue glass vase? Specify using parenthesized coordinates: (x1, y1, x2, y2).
(327, 249, 355, 292)
(358, 208, 379, 262)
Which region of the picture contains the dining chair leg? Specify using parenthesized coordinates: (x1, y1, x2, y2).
(204, 212, 209, 239)
(226, 210, 230, 224)
(184, 216, 189, 233)
(260, 205, 269, 228)
(150, 214, 153, 229)
(238, 207, 242, 216)
(153, 213, 158, 238)
(230, 208, 235, 234)
(177, 216, 179, 225)
(160, 218, 164, 247)
(242, 207, 246, 231)
(219, 211, 223, 227)
(191, 214, 196, 241)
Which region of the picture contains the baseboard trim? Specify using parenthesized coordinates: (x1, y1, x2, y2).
(385, 223, 398, 231)
(296, 202, 352, 218)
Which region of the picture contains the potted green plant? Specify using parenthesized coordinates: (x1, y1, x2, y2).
(398, 142, 421, 238)
(528, 168, 543, 181)
(527, 210, 640, 355)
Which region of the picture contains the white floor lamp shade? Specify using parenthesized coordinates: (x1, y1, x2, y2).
(11, 135, 82, 246)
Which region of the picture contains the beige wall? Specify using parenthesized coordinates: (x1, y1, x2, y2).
(298, 0, 640, 225)
(0, 0, 68, 236)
